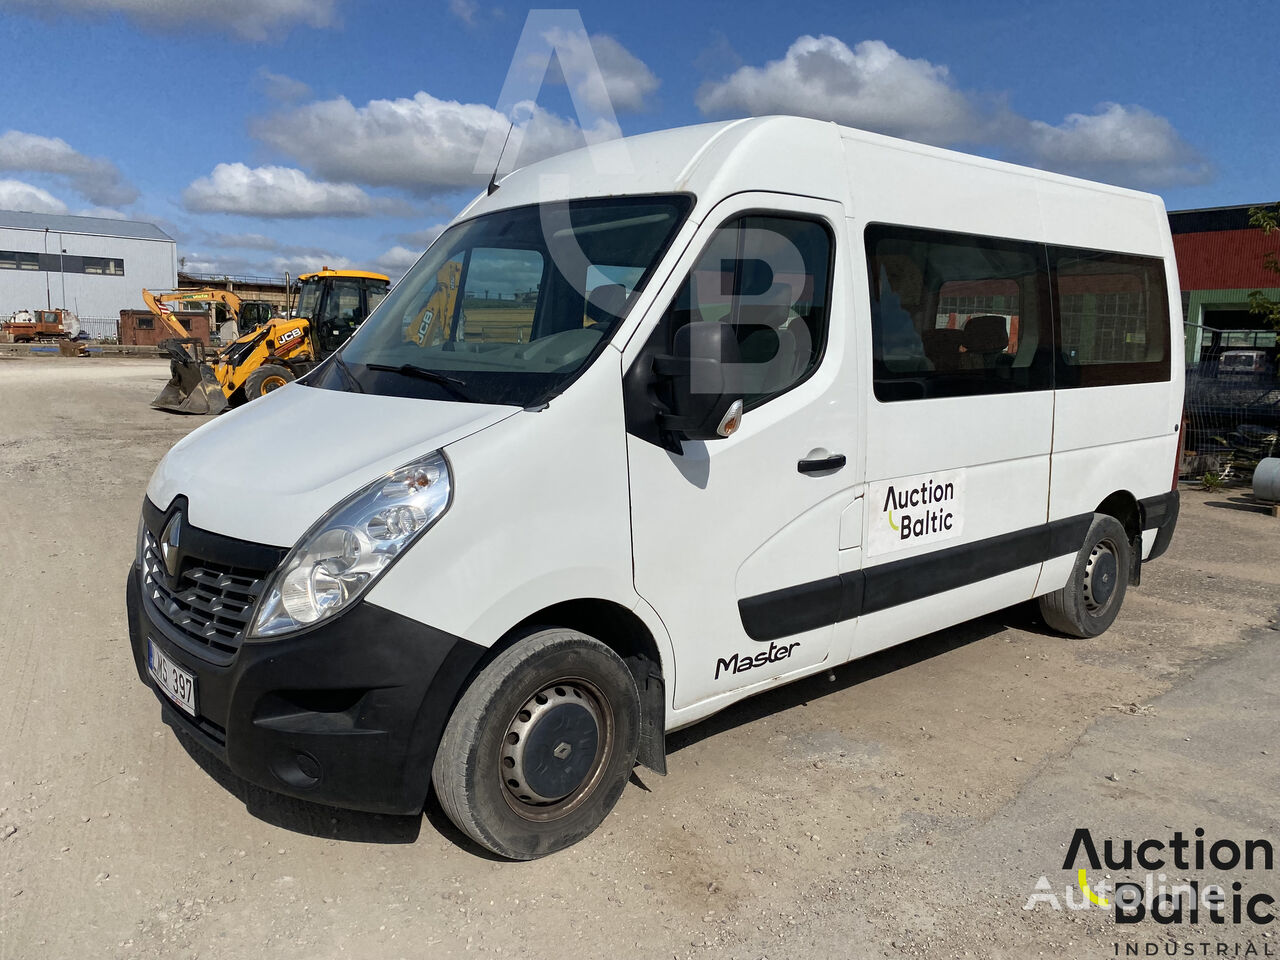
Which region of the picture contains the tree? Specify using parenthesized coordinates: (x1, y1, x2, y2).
(1247, 204, 1280, 328)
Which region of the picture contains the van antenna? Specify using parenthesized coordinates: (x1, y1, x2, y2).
(487, 122, 515, 196)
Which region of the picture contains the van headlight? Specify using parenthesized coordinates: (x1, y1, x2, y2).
(250, 450, 452, 638)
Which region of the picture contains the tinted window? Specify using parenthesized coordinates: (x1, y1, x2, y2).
(663, 214, 833, 409)
(1051, 247, 1170, 386)
(866, 225, 1052, 402)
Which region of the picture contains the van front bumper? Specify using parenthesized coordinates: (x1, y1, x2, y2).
(126, 566, 486, 815)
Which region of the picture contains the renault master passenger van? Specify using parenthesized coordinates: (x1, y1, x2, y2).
(128, 117, 1182, 859)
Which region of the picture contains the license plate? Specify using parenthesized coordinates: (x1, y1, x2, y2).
(147, 639, 196, 716)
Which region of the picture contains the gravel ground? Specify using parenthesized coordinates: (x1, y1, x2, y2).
(1, 356, 1277, 960)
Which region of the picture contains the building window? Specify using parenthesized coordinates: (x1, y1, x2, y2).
(82, 256, 125, 276)
(0, 249, 125, 275)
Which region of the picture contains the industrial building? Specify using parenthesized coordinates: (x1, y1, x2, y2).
(0, 210, 177, 337)
(1169, 203, 1280, 362)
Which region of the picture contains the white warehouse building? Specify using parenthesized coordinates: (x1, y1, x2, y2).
(0, 210, 177, 335)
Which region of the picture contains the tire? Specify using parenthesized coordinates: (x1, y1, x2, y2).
(432, 628, 640, 860)
(1038, 513, 1131, 638)
(243, 363, 294, 400)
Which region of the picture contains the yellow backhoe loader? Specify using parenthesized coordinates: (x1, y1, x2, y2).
(145, 287, 277, 414)
(150, 269, 390, 415)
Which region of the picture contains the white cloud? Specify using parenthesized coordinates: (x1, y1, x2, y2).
(696, 36, 976, 145)
(207, 232, 281, 250)
(0, 178, 68, 214)
(254, 92, 616, 196)
(448, 0, 477, 25)
(1017, 103, 1213, 188)
(696, 35, 1211, 190)
(542, 30, 660, 113)
(0, 0, 339, 41)
(259, 69, 312, 103)
(179, 250, 354, 278)
(182, 163, 405, 218)
(0, 130, 137, 206)
(75, 206, 130, 219)
(374, 245, 424, 280)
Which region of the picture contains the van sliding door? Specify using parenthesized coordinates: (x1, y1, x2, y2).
(846, 225, 1055, 660)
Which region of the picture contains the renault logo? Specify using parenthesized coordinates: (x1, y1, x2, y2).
(160, 514, 182, 578)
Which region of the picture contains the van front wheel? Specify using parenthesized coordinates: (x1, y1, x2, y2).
(431, 628, 640, 859)
(1038, 513, 1131, 638)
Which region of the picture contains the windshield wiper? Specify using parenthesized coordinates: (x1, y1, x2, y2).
(331, 353, 365, 393)
(365, 363, 474, 401)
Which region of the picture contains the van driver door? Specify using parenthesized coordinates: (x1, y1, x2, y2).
(622, 194, 863, 713)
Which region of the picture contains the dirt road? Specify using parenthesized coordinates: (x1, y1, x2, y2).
(2, 357, 1277, 960)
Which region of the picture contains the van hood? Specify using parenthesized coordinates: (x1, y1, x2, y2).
(146, 383, 519, 547)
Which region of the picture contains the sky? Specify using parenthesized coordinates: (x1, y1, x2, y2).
(0, 0, 1275, 282)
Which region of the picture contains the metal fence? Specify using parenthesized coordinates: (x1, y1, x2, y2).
(78, 317, 120, 342)
(1182, 324, 1280, 481)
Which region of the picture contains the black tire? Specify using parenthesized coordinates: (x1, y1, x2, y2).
(243, 363, 294, 400)
(432, 628, 640, 860)
(1038, 513, 1131, 638)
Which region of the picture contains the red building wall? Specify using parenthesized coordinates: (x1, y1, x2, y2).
(1171, 230, 1280, 290)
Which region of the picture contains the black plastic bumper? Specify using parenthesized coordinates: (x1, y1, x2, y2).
(127, 567, 486, 815)
(1140, 490, 1180, 562)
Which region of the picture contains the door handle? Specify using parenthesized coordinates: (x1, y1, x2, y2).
(797, 454, 846, 474)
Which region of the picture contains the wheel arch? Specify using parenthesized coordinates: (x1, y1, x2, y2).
(1094, 489, 1142, 584)
(473, 599, 669, 775)
(1094, 489, 1142, 538)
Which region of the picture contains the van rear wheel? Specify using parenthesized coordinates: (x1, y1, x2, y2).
(1038, 513, 1131, 638)
(432, 628, 640, 860)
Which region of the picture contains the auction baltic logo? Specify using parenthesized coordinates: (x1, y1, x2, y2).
(1024, 827, 1276, 956)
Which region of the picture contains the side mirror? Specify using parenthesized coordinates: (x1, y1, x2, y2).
(655, 321, 745, 442)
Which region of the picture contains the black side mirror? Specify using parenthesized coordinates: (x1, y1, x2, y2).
(654, 321, 745, 442)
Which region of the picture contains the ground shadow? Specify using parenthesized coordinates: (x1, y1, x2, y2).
(667, 601, 1044, 754)
(166, 601, 1053, 851)
(168, 725, 422, 844)
(1205, 496, 1276, 516)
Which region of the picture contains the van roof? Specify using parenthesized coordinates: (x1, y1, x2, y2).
(457, 115, 1163, 225)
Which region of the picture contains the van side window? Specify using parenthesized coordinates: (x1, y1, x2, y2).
(665, 214, 833, 409)
(1050, 247, 1170, 387)
(865, 225, 1052, 402)
(460, 247, 544, 343)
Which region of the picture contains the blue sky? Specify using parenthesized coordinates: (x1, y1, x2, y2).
(0, 0, 1275, 280)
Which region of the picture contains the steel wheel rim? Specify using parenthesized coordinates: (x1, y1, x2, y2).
(262, 375, 288, 392)
(498, 677, 613, 822)
(1082, 537, 1120, 613)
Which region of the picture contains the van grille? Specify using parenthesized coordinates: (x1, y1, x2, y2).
(141, 529, 267, 663)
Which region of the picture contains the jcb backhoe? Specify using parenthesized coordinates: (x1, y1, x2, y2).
(150, 269, 391, 415)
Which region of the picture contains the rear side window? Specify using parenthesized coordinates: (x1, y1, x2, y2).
(865, 225, 1052, 402)
(1050, 248, 1170, 386)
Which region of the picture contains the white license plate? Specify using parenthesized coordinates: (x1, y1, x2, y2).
(147, 639, 196, 716)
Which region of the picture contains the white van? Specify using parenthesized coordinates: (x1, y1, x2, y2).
(128, 117, 1183, 859)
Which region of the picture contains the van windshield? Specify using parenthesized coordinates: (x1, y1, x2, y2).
(312, 195, 692, 406)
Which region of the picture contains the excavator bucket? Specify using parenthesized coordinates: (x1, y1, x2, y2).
(151, 341, 228, 415)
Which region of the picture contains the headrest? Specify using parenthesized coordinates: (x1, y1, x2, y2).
(737, 283, 793, 328)
(585, 283, 627, 324)
(962, 315, 1009, 354)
